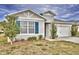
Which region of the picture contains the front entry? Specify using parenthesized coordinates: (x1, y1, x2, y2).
(46, 23, 51, 38)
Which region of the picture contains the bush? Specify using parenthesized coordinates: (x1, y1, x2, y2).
(0, 32, 3, 34)
(71, 24, 78, 36)
(27, 37, 37, 41)
(76, 32, 79, 37)
(51, 22, 57, 39)
(38, 35, 43, 40)
(0, 36, 7, 45)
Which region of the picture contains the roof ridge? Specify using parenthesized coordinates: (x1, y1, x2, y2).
(41, 10, 56, 16)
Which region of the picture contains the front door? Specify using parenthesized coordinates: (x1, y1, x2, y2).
(46, 23, 51, 38)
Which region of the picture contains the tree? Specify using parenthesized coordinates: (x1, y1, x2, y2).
(71, 24, 78, 36)
(50, 22, 57, 39)
(1, 15, 19, 44)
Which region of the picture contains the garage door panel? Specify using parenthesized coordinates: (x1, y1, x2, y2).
(57, 26, 71, 37)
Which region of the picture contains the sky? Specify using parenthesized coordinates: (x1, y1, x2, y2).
(0, 4, 79, 21)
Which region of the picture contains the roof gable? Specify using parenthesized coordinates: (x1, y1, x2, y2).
(41, 11, 56, 16)
(7, 10, 46, 20)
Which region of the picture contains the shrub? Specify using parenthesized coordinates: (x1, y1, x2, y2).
(27, 37, 37, 41)
(0, 36, 7, 45)
(76, 32, 79, 37)
(50, 22, 57, 39)
(38, 35, 43, 40)
(71, 24, 78, 36)
(0, 32, 3, 34)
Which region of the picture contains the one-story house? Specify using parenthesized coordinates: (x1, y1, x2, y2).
(6, 9, 79, 39)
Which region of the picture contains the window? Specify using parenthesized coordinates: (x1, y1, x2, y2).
(20, 21, 35, 34)
(20, 21, 27, 33)
(28, 22, 35, 33)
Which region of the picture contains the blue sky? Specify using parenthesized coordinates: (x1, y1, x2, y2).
(0, 4, 79, 21)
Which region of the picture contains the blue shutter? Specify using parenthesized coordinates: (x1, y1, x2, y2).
(16, 21, 20, 27)
(16, 21, 20, 33)
(35, 22, 39, 33)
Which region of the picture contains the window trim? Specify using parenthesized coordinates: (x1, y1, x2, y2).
(20, 21, 27, 34)
(20, 21, 36, 34)
(27, 21, 35, 34)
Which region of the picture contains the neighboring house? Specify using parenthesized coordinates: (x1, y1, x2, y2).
(6, 9, 79, 39)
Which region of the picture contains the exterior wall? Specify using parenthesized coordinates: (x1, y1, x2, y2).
(43, 15, 54, 23)
(15, 17, 45, 40)
(42, 12, 55, 23)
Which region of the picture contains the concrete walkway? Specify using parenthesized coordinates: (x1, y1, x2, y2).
(46, 37, 79, 43)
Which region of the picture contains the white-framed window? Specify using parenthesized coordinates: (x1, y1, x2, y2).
(20, 21, 27, 33)
(28, 21, 35, 33)
(20, 21, 35, 34)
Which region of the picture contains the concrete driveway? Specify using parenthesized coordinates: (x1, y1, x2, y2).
(46, 37, 79, 43)
(57, 37, 79, 43)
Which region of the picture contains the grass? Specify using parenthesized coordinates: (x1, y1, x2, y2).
(0, 35, 7, 45)
(0, 38, 79, 55)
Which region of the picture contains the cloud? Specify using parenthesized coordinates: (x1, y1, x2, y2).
(37, 5, 51, 11)
(0, 8, 10, 16)
(60, 13, 73, 18)
(0, 4, 79, 21)
(0, 8, 9, 12)
(57, 10, 79, 20)
(36, 5, 59, 15)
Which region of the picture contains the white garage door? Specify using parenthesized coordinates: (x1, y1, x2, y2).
(57, 25, 71, 37)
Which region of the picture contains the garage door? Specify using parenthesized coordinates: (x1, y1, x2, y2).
(57, 26, 71, 37)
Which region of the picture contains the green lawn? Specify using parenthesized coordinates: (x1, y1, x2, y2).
(0, 39, 79, 55)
